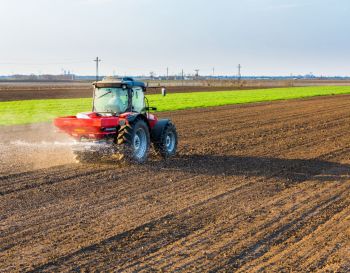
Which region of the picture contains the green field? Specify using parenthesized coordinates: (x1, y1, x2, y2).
(1, 86, 350, 126)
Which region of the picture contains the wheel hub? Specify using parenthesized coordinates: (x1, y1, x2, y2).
(165, 132, 175, 152)
(134, 135, 141, 150)
(133, 128, 147, 159)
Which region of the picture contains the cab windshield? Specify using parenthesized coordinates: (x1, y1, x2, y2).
(94, 88, 128, 114)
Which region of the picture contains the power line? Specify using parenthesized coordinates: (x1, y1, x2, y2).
(0, 60, 91, 66)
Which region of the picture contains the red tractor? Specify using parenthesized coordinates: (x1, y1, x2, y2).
(54, 77, 178, 163)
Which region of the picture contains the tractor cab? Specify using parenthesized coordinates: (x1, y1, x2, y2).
(93, 77, 146, 115)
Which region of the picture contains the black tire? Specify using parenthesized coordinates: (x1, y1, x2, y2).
(153, 121, 178, 158)
(117, 118, 150, 163)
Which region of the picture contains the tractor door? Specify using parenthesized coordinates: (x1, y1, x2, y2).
(132, 86, 145, 113)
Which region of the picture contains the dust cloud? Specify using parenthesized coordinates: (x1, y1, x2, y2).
(0, 123, 76, 175)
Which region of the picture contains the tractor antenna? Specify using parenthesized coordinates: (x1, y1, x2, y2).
(94, 57, 101, 81)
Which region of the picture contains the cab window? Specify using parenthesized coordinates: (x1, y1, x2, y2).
(132, 87, 145, 112)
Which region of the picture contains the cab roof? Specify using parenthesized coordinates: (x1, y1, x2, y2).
(93, 77, 146, 89)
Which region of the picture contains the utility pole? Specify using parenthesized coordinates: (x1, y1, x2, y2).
(195, 69, 199, 79)
(94, 57, 101, 81)
(181, 69, 184, 86)
(212, 67, 215, 78)
(166, 67, 169, 80)
(238, 64, 242, 81)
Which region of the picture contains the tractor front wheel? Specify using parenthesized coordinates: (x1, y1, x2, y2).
(152, 121, 178, 159)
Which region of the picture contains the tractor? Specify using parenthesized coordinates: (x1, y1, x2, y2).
(54, 77, 178, 163)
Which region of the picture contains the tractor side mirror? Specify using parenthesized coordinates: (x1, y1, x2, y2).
(144, 106, 157, 111)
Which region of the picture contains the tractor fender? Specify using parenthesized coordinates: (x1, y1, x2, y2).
(151, 119, 171, 142)
(125, 113, 150, 129)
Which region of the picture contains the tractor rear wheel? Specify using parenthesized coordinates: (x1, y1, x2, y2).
(117, 118, 150, 163)
(153, 121, 178, 159)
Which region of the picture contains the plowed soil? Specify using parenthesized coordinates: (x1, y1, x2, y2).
(2, 79, 350, 102)
(0, 84, 245, 102)
(1, 95, 350, 272)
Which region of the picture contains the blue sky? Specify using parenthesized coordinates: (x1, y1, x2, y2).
(0, 0, 349, 76)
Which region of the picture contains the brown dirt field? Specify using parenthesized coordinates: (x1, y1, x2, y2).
(2, 79, 350, 102)
(1, 95, 350, 272)
(0, 84, 238, 102)
(0, 83, 279, 102)
(0, 83, 91, 102)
